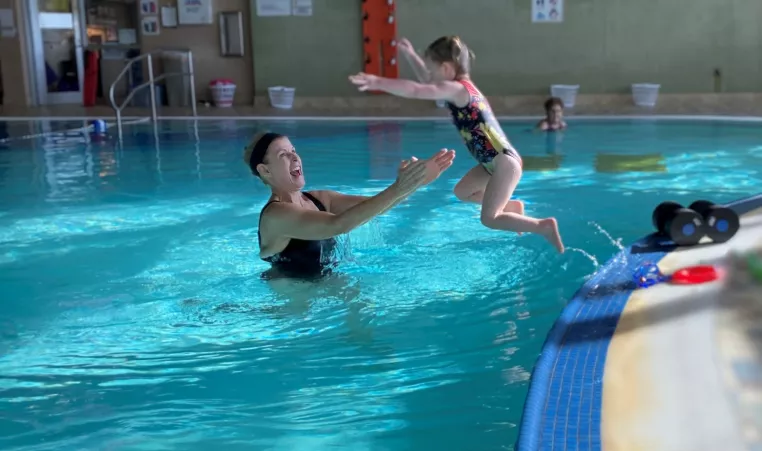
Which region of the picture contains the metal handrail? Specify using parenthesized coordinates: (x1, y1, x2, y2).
(108, 48, 198, 140)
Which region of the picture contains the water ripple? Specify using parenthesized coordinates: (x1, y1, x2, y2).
(0, 119, 760, 450)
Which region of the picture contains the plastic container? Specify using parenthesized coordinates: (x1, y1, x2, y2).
(268, 86, 296, 109)
(210, 79, 236, 107)
(631, 83, 661, 107)
(550, 84, 580, 108)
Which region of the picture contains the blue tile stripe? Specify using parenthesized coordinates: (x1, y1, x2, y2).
(515, 193, 762, 451)
(515, 240, 667, 451)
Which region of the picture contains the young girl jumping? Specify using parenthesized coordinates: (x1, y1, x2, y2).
(349, 36, 564, 253)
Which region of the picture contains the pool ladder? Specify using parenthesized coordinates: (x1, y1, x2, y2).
(108, 49, 198, 141)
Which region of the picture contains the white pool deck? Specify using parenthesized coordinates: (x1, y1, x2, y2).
(603, 203, 762, 451)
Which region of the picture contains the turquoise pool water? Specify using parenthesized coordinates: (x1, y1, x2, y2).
(0, 118, 760, 450)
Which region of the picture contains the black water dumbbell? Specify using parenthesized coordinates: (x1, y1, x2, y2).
(652, 201, 705, 246)
(688, 200, 740, 244)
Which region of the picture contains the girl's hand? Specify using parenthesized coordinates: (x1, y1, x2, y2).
(397, 38, 415, 55)
(349, 72, 380, 92)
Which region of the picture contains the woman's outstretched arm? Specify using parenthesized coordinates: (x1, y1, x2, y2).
(315, 149, 455, 215)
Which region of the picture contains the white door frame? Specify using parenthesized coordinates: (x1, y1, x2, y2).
(24, 0, 88, 106)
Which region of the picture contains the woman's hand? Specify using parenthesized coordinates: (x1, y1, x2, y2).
(400, 149, 456, 185)
(392, 158, 428, 196)
(349, 72, 380, 92)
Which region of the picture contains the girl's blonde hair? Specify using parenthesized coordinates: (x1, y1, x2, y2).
(424, 35, 475, 77)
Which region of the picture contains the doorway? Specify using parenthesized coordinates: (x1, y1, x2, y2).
(26, 0, 86, 105)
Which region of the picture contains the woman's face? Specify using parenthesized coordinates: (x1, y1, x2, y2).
(258, 137, 304, 190)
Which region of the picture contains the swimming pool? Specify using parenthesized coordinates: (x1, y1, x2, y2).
(0, 118, 760, 450)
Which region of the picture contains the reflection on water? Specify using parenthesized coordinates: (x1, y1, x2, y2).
(594, 153, 666, 173)
(522, 154, 564, 171)
(545, 129, 563, 154)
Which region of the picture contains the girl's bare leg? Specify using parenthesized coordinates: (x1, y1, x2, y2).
(454, 164, 526, 232)
(480, 154, 565, 253)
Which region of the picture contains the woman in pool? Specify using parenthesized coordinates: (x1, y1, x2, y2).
(245, 132, 456, 279)
(537, 97, 567, 131)
(349, 36, 564, 253)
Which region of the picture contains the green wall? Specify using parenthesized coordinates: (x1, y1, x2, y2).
(250, 0, 762, 96)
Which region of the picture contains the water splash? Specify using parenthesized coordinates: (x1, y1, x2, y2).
(589, 221, 625, 251)
(567, 247, 600, 268)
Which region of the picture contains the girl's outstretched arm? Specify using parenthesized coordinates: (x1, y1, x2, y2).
(397, 39, 430, 83)
(403, 53, 430, 83)
(349, 73, 466, 104)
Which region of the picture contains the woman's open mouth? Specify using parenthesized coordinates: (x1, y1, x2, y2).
(290, 167, 302, 177)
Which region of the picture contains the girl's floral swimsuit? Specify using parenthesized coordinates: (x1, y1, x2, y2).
(446, 79, 522, 173)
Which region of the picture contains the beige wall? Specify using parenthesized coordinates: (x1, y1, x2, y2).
(0, 0, 31, 107)
(250, 0, 362, 97)
(250, 0, 762, 96)
(4, 0, 762, 108)
(139, 0, 253, 105)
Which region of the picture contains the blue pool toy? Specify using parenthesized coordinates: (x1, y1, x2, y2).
(634, 262, 668, 288)
(91, 119, 107, 134)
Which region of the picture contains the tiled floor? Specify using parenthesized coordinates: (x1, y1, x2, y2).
(2, 93, 762, 118)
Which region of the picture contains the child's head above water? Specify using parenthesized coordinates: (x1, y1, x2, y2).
(424, 36, 474, 81)
(544, 97, 564, 122)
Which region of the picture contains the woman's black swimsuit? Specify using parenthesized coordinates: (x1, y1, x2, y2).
(257, 192, 337, 279)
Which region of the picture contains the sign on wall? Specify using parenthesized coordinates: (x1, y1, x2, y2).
(256, 0, 292, 16)
(178, 0, 213, 25)
(140, 0, 158, 15)
(292, 0, 313, 16)
(141, 16, 159, 35)
(532, 0, 563, 23)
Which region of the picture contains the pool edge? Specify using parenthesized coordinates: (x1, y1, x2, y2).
(514, 192, 762, 451)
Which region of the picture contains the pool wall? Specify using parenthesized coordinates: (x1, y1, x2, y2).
(515, 193, 762, 451)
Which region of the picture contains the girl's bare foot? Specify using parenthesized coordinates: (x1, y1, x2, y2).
(505, 200, 525, 235)
(538, 218, 565, 253)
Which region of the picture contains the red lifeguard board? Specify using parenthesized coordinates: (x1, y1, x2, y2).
(362, 0, 398, 92)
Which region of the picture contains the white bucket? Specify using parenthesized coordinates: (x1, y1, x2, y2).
(268, 86, 296, 109)
(550, 84, 580, 108)
(631, 83, 661, 107)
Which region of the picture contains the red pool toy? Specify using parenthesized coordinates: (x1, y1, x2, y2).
(669, 265, 722, 285)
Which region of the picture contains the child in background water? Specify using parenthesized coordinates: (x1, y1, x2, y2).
(349, 36, 564, 253)
(537, 97, 567, 131)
